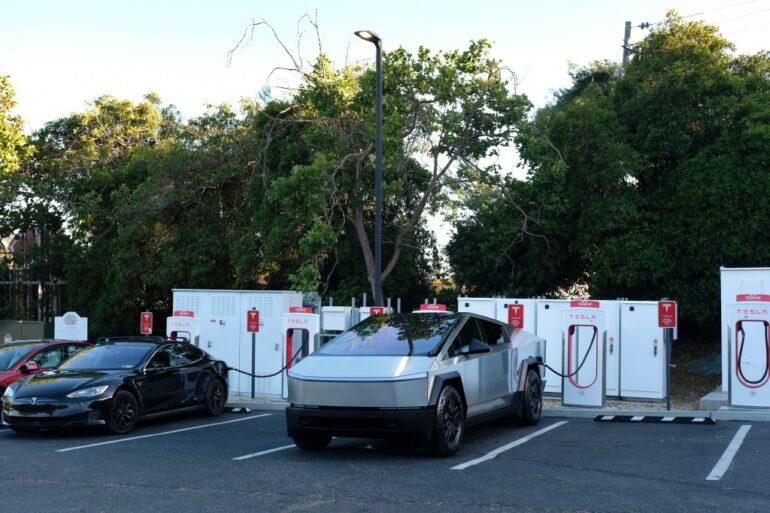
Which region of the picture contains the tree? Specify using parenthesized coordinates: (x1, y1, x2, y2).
(0, 76, 31, 175)
(450, 13, 770, 331)
(230, 19, 530, 299)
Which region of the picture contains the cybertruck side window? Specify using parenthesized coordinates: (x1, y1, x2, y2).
(479, 318, 507, 346)
(447, 318, 483, 357)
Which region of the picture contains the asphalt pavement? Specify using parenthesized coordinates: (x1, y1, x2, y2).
(1, 410, 768, 512)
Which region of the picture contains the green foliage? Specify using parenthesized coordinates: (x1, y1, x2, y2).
(449, 14, 770, 332)
(0, 76, 32, 175)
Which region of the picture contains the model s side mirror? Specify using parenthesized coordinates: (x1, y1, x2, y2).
(21, 361, 40, 373)
(461, 338, 491, 356)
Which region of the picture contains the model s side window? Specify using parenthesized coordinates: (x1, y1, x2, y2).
(30, 346, 64, 368)
(147, 345, 173, 369)
(447, 318, 484, 357)
(171, 344, 203, 366)
(479, 319, 507, 346)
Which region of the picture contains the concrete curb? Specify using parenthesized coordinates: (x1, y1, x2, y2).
(544, 408, 710, 420)
(225, 400, 770, 422)
(226, 400, 289, 412)
(545, 407, 770, 422)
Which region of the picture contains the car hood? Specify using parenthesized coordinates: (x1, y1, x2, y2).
(288, 355, 434, 381)
(12, 370, 127, 398)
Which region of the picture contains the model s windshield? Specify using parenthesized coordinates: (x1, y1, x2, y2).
(316, 313, 458, 356)
(59, 343, 155, 370)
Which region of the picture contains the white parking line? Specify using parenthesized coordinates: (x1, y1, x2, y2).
(451, 421, 569, 470)
(661, 417, 675, 422)
(56, 414, 271, 453)
(630, 416, 644, 422)
(706, 424, 751, 481)
(233, 444, 296, 460)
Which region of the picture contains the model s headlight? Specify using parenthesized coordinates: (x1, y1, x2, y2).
(66, 385, 109, 398)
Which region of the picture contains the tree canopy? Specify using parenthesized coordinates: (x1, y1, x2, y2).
(447, 13, 770, 331)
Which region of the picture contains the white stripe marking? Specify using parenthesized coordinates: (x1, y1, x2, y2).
(706, 424, 751, 481)
(661, 417, 675, 422)
(693, 417, 706, 423)
(57, 414, 271, 452)
(601, 416, 614, 421)
(451, 421, 568, 470)
(233, 444, 296, 460)
(630, 416, 644, 422)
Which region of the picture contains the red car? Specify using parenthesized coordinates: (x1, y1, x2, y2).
(0, 340, 91, 396)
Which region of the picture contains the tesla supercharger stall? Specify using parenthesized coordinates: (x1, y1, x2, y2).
(282, 308, 320, 399)
(561, 301, 607, 407)
(166, 312, 201, 346)
(727, 295, 770, 407)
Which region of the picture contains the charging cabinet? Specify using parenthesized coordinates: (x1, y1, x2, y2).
(172, 289, 303, 398)
(457, 297, 497, 318)
(321, 306, 353, 332)
(619, 301, 667, 399)
(536, 300, 571, 394)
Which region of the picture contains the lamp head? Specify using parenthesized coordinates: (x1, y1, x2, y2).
(354, 30, 381, 45)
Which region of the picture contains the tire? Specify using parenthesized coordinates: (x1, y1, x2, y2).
(520, 368, 542, 426)
(10, 426, 39, 435)
(203, 379, 226, 417)
(430, 385, 465, 457)
(106, 390, 139, 435)
(292, 434, 332, 451)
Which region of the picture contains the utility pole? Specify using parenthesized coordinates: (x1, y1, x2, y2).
(622, 21, 651, 67)
(622, 21, 632, 67)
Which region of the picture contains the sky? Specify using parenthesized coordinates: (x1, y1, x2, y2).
(2, 0, 768, 134)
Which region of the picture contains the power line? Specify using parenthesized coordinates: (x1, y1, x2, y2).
(681, 0, 760, 20)
(714, 7, 770, 23)
(728, 20, 770, 32)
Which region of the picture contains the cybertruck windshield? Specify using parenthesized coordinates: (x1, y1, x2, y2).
(316, 313, 459, 357)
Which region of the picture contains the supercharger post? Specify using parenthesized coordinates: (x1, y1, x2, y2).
(561, 301, 607, 408)
(246, 308, 259, 399)
(727, 294, 770, 407)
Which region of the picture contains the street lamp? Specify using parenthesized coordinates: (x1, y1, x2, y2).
(354, 29, 383, 307)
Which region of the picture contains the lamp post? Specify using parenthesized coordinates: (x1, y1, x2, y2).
(354, 29, 383, 307)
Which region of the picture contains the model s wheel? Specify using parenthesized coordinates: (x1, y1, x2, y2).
(106, 390, 138, 435)
(430, 385, 465, 457)
(520, 368, 542, 426)
(292, 434, 332, 451)
(203, 379, 226, 416)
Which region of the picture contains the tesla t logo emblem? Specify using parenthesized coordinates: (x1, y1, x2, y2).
(30, 397, 37, 404)
(658, 301, 677, 328)
(246, 310, 260, 333)
(508, 304, 524, 329)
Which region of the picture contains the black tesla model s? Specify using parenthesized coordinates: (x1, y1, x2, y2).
(2, 337, 228, 435)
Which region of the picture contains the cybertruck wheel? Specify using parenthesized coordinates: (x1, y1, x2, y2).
(520, 368, 542, 426)
(292, 434, 332, 451)
(430, 385, 465, 457)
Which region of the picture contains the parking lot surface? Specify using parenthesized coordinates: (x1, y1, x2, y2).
(1, 409, 768, 512)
